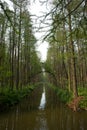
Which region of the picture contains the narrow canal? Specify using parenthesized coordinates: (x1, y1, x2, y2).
(0, 85, 87, 130)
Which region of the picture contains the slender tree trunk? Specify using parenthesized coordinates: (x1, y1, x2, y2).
(16, 6, 22, 89)
(63, 21, 71, 91)
(9, 26, 12, 89)
(68, 11, 78, 98)
(11, 5, 16, 90)
(0, 19, 5, 87)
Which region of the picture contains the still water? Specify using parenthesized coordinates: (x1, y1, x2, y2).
(0, 86, 87, 130)
(39, 87, 46, 110)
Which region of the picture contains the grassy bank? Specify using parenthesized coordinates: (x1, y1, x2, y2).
(47, 84, 73, 103)
(55, 87, 87, 110)
(0, 85, 34, 111)
(48, 84, 87, 110)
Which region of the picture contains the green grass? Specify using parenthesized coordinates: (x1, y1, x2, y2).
(0, 85, 34, 111)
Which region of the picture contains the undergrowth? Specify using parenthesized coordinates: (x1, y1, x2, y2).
(48, 84, 73, 103)
(0, 85, 34, 111)
(55, 87, 73, 103)
(78, 87, 87, 109)
(48, 84, 87, 110)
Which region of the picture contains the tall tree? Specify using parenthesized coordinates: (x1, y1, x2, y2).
(43, 0, 87, 98)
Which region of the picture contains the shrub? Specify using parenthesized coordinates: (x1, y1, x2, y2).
(0, 85, 34, 110)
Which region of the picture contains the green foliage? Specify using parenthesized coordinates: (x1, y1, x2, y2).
(44, 61, 53, 73)
(0, 66, 11, 81)
(56, 88, 73, 103)
(78, 87, 87, 96)
(0, 85, 34, 110)
(46, 0, 87, 98)
(50, 86, 87, 110)
(55, 86, 87, 109)
(79, 99, 87, 109)
(78, 87, 87, 109)
(48, 84, 73, 103)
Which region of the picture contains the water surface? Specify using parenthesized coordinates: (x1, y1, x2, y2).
(0, 86, 87, 130)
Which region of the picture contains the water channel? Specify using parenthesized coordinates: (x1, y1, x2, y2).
(0, 85, 87, 130)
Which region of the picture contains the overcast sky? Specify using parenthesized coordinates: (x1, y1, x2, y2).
(29, 0, 50, 61)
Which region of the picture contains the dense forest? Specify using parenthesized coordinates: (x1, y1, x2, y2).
(44, 0, 87, 98)
(0, 0, 42, 91)
(0, 0, 87, 110)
